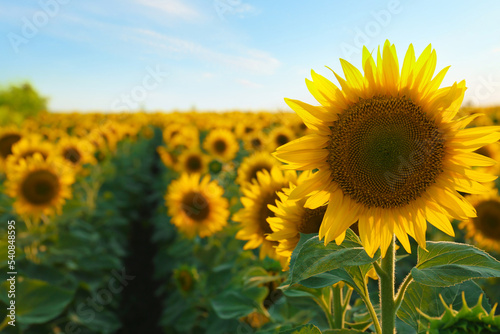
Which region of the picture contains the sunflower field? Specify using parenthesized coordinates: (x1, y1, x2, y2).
(2, 42, 500, 334)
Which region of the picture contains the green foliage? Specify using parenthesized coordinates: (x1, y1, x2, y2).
(283, 231, 379, 296)
(418, 293, 500, 334)
(411, 241, 500, 287)
(397, 280, 490, 332)
(0, 83, 47, 124)
(0, 278, 75, 324)
(211, 286, 268, 319)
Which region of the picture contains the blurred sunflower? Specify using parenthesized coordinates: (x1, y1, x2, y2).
(203, 128, 239, 161)
(233, 167, 297, 261)
(274, 40, 500, 257)
(4, 134, 54, 173)
(459, 189, 500, 253)
(163, 123, 199, 149)
(166, 173, 228, 238)
(474, 142, 500, 176)
(267, 126, 296, 152)
(175, 149, 209, 175)
(56, 136, 97, 172)
(5, 153, 75, 220)
(244, 133, 266, 152)
(0, 126, 23, 171)
(266, 172, 327, 269)
(236, 151, 282, 186)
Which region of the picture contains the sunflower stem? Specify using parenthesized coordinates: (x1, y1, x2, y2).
(332, 284, 344, 329)
(380, 235, 396, 334)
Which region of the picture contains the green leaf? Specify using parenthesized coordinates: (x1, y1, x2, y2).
(0, 278, 75, 324)
(259, 324, 322, 334)
(288, 231, 379, 287)
(323, 329, 366, 333)
(210, 286, 267, 319)
(397, 280, 490, 332)
(411, 241, 500, 287)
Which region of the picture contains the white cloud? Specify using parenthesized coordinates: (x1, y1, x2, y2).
(236, 78, 263, 88)
(134, 0, 201, 21)
(134, 29, 281, 75)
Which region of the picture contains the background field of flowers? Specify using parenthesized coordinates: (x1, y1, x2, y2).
(2, 1, 500, 334)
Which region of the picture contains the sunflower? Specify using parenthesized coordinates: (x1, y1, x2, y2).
(266, 171, 327, 268)
(243, 133, 266, 152)
(5, 153, 75, 220)
(233, 167, 297, 261)
(56, 136, 97, 172)
(203, 128, 239, 161)
(4, 134, 54, 173)
(474, 142, 500, 176)
(274, 40, 500, 257)
(165, 173, 229, 238)
(266, 126, 296, 152)
(0, 126, 23, 171)
(236, 152, 282, 186)
(459, 188, 500, 253)
(163, 123, 199, 149)
(175, 149, 209, 175)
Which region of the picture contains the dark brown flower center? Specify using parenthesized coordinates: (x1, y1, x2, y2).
(63, 147, 81, 164)
(298, 205, 327, 234)
(185, 155, 202, 172)
(181, 191, 210, 222)
(328, 96, 445, 208)
(214, 139, 227, 154)
(276, 134, 290, 146)
(0, 134, 22, 158)
(21, 170, 60, 205)
(474, 200, 500, 240)
(251, 138, 262, 150)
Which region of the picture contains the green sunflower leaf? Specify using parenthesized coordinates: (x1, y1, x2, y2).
(210, 286, 268, 319)
(285, 230, 379, 294)
(397, 280, 490, 332)
(411, 241, 500, 287)
(258, 323, 322, 334)
(0, 278, 75, 324)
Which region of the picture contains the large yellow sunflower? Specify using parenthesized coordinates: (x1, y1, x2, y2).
(459, 188, 500, 253)
(274, 40, 500, 257)
(5, 153, 75, 220)
(203, 128, 239, 161)
(236, 151, 282, 186)
(233, 167, 297, 261)
(165, 173, 229, 238)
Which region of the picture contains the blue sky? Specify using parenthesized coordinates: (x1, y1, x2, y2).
(1, 0, 500, 112)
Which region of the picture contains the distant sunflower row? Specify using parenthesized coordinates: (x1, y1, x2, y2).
(1, 106, 499, 269)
